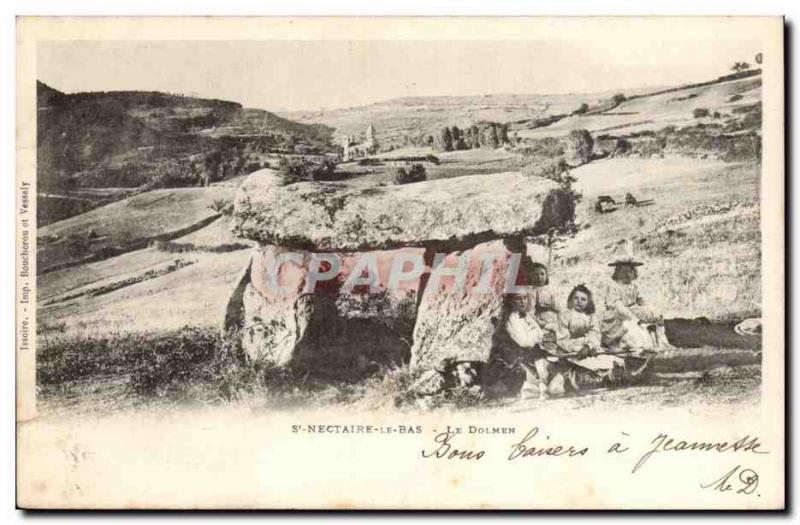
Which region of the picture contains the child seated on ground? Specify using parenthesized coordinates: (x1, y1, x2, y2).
(508, 279, 627, 399)
(555, 284, 601, 357)
(600, 256, 671, 353)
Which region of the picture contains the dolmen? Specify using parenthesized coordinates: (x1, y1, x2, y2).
(225, 168, 575, 382)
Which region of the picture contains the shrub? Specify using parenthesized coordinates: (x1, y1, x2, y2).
(439, 127, 453, 151)
(693, 108, 710, 118)
(573, 102, 589, 115)
(740, 107, 761, 129)
(244, 162, 262, 174)
(613, 137, 632, 156)
(394, 164, 427, 185)
(516, 137, 564, 159)
(633, 137, 666, 158)
(565, 129, 594, 165)
(278, 156, 338, 181)
(732, 103, 761, 115)
(523, 157, 569, 181)
(208, 198, 233, 215)
(611, 93, 626, 106)
(154, 241, 250, 253)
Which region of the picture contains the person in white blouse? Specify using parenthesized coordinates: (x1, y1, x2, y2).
(599, 256, 672, 352)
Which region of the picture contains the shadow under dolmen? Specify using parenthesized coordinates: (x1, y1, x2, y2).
(223, 167, 576, 388)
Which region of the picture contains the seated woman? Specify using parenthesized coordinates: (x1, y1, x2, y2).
(512, 260, 560, 340)
(505, 261, 564, 398)
(509, 281, 625, 398)
(600, 256, 671, 352)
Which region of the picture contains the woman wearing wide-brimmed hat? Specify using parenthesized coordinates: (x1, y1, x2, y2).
(600, 254, 671, 352)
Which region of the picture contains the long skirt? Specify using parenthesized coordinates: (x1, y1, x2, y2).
(519, 350, 651, 399)
(601, 317, 656, 353)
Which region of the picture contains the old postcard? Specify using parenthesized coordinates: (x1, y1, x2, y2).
(16, 16, 784, 509)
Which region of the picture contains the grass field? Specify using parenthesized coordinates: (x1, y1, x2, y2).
(334, 147, 525, 186)
(36, 324, 760, 415)
(35, 68, 764, 414)
(37, 184, 237, 273)
(281, 86, 670, 148)
(35, 154, 763, 414)
(536, 157, 761, 322)
(517, 76, 761, 139)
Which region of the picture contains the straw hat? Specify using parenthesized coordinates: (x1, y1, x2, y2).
(608, 257, 644, 267)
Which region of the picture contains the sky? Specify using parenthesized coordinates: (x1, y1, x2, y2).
(37, 37, 762, 112)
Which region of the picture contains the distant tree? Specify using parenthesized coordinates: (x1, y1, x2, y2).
(440, 127, 453, 151)
(277, 156, 337, 180)
(611, 93, 626, 106)
(409, 163, 427, 182)
(498, 124, 509, 145)
(731, 61, 752, 73)
(573, 102, 590, 115)
(470, 125, 481, 148)
(394, 164, 427, 185)
(309, 159, 338, 181)
(613, 137, 632, 157)
(451, 125, 468, 150)
(480, 124, 500, 148)
(462, 128, 472, 149)
(565, 129, 594, 165)
(523, 157, 570, 181)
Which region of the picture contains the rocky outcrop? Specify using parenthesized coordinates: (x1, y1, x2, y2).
(232, 168, 573, 252)
(227, 168, 575, 380)
(233, 244, 421, 377)
(410, 240, 520, 369)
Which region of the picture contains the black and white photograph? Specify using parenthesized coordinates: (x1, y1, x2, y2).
(15, 16, 785, 510)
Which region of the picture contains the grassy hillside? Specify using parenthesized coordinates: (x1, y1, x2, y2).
(36, 67, 764, 412)
(535, 158, 761, 323)
(282, 71, 760, 156)
(37, 184, 238, 274)
(517, 75, 761, 139)
(280, 87, 663, 149)
(37, 82, 334, 224)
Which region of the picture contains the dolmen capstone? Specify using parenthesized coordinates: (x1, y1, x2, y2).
(225, 168, 574, 381)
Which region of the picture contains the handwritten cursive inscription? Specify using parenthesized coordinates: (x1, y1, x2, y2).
(700, 465, 760, 495)
(421, 430, 486, 460)
(632, 433, 767, 473)
(507, 427, 589, 460)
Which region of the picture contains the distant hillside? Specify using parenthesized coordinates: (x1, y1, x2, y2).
(280, 86, 664, 149)
(37, 82, 334, 225)
(281, 70, 761, 150)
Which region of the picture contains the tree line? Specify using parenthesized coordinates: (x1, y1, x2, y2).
(430, 122, 511, 152)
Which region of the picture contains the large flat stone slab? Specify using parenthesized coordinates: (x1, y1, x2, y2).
(233, 168, 573, 251)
